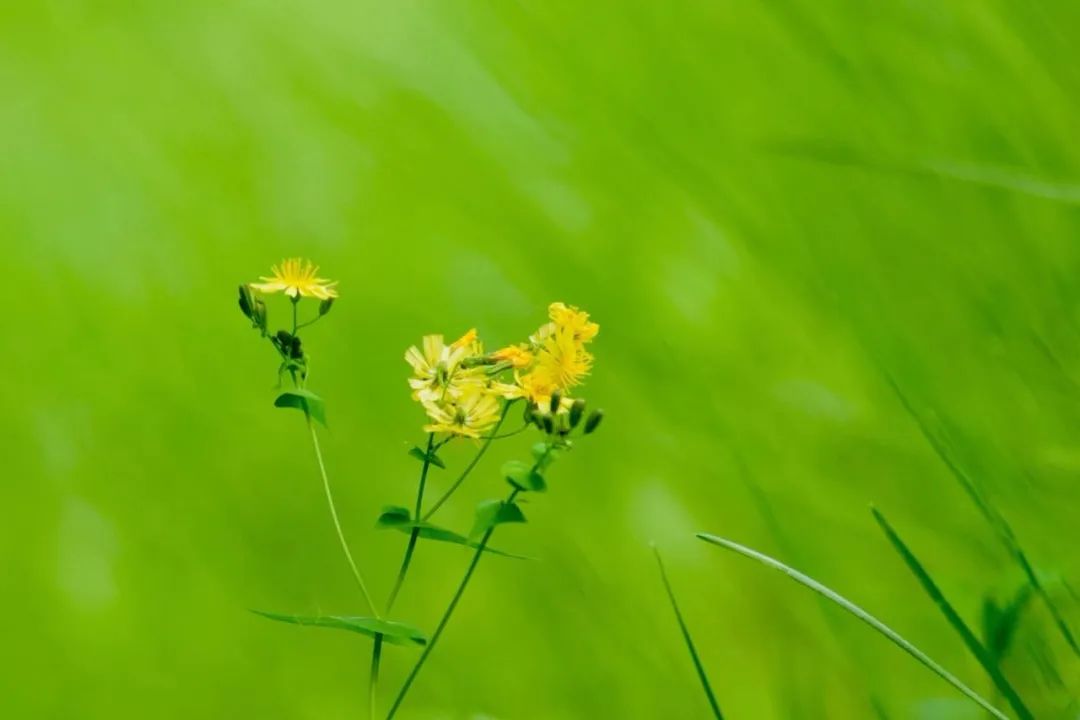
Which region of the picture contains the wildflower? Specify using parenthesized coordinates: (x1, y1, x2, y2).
(405, 330, 485, 403)
(251, 258, 339, 300)
(547, 302, 599, 343)
(422, 389, 502, 438)
(491, 344, 534, 369)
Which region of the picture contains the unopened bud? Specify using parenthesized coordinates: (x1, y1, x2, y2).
(238, 285, 255, 319)
(253, 298, 268, 333)
(584, 409, 604, 435)
(569, 399, 586, 428)
(318, 297, 335, 317)
(549, 391, 562, 415)
(541, 414, 555, 435)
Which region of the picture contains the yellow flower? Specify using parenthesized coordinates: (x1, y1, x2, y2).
(548, 302, 599, 343)
(422, 389, 502, 438)
(405, 330, 485, 403)
(533, 326, 592, 390)
(491, 344, 534, 369)
(251, 258, 338, 300)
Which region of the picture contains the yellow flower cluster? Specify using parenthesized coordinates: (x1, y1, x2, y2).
(405, 302, 599, 438)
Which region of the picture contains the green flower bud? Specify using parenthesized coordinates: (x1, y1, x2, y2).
(253, 298, 268, 333)
(549, 391, 562, 415)
(318, 297, 335, 317)
(238, 284, 255, 319)
(541, 414, 555, 435)
(584, 409, 604, 435)
(569, 398, 586, 428)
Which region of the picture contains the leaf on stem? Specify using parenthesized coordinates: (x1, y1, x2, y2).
(274, 389, 326, 426)
(470, 498, 526, 539)
(502, 460, 546, 493)
(408, 446, 446, 469)
(375, 507, 528, 559)
(251, 610, 426, 646)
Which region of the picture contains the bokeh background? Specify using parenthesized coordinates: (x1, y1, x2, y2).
(3, 1, 1079, 718)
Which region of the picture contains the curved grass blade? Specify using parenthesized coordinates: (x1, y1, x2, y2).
(871, 507, 1033, 720)
(251, 610, 427, 646)
(696, 533, 1009, 720)
(653, 546, 724, 719)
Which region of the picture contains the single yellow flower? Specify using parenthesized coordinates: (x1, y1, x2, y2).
(250, 258, 339, 300)
(533, 326, 592, 390)
(422, 389, 502, 438)
(405, 332, 485, 403)
(491, 344, 534, 369)
(548, 302, 599, 343)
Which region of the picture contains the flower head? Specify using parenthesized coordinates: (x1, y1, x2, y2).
(405, 329, 486, 403)
(251, 258, 339, 300)
(422, 388, 501, 438)
(491, 344, 534, 369)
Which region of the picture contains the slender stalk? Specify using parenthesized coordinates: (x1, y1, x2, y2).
(871, 507, 1033, 720)
(369, 635, 382, 720)
(386, 488, 520, 720)
(422, 401, 513, 521)
(653, 546, 724, 719)
(309, 419, 379, 617)
(697, 533, 1008, 720)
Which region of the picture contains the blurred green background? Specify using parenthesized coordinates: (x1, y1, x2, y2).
(3, 1, 1079, 717)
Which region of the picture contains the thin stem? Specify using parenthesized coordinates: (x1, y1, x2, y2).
(386, 488, 520, 720)
(422, 401, 514, 521)
(653, 546, 724, 719)
(697, 533, 1008, 720)
(309, 419, 379, 617)
(291, 296, 299, 334)
(369, 635, 382, 720)
(871, 507, 1033, 720)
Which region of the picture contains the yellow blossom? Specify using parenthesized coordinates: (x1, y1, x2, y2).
(548, 302, 599, 343)
(405, 330, 485, 403)
(250, 258, 338, 300)
(491, 344, 534, 369)
(422, 389, 502, 438)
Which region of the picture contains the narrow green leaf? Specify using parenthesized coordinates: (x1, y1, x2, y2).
(697, 532, 1009, 720)
(502, 460, 546, 493)
(251, 610, 426, 646)
(408, 446, 445, 469)
(871, 507, 1034, 720)
(654, 546, 724, 719)
(274, 389, 326, 426)
(471, 499, 526, 539)
(375, 519, 529, 560)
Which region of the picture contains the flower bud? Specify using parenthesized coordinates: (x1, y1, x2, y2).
(569, 398, 586, 428)
(238, 285, 255, 319)
(584, 409, 604, 434)
(253, 298, 268, 333)
(318, 297, 335, 317)
(541, 414, 555, 435)
(549, 391, 562, 415)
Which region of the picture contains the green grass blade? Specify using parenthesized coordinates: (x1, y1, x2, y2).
(696, 533, 1009, 720)
(870, 507, 1033, 720)
(652, 546, 724, 720)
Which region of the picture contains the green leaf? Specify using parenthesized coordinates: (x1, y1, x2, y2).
(408, 446, 446, 469)
(471, 498, 526, 539)
(374, 515, 528, 559)
(530, 442, 561, 470)
(274, 389, 326, 426)
(251, 610, 426, 646)
(375, 505, 412, 528)
(502, 460, 546, 492)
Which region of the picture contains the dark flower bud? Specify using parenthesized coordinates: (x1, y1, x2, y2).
(584, 409, 604, 435)
(238, 285, 255, 319)
(290, 335, 303, 360)
(318, 297, 335, 317)
(569, 398, 586, 428)
(549, 391, 562, 415)
(541, 414, 555, 435)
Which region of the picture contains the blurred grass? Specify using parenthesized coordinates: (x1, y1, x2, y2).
(3, 1, 1080, 717)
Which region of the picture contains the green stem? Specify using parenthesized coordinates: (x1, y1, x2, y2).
(422, 401, 514, 521)
(697, 533, 1008, 720)
(871, 507, 1033, 720)
(308, 419, 379, 617)
(653, 546, 724, 719)
(369, 635, 382, 720)
(386, 488, 520, 720)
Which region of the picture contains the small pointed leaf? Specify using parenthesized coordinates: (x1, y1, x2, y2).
(471, 499, 527, 539)
(502, 460, 546, 492)
(251, 610, 426, 646)
(375, 506, 411, 528)
(408, 446, 446, 469)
